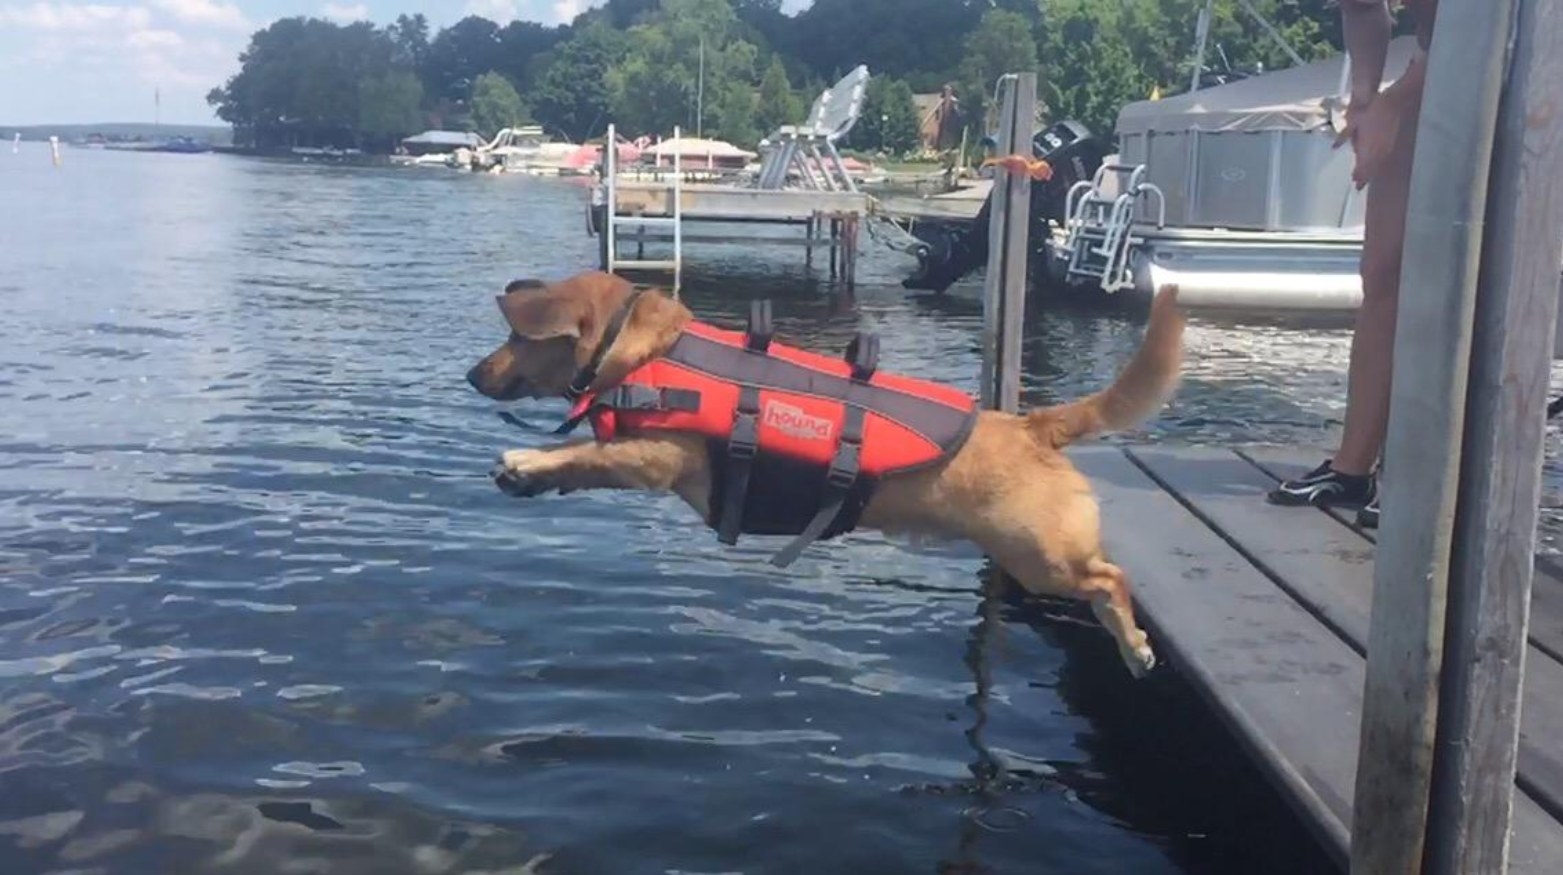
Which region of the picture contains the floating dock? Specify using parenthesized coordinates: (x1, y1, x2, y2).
(1069, 443, 1563, 872)
(597, 177, 872, 287)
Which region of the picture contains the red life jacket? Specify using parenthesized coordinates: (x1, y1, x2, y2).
(559, 300, 978, 567)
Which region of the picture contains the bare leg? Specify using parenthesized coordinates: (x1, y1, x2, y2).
(1333, 114, 1418, 476)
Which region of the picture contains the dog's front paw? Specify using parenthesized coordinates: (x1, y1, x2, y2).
(1126, 642, 1158, 679)
(492, 449, 552, 498)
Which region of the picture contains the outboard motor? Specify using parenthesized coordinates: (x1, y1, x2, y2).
(902, 120, 1112, 293)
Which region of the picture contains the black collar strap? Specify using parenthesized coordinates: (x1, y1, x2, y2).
(562, 287, 646, 403)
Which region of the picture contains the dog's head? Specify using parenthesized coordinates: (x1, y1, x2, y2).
(466, 270, 648, 401)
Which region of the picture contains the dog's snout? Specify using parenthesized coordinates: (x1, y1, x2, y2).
(465, 364, 484, 391)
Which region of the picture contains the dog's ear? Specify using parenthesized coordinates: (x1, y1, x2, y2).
(496, 289, 584, 340)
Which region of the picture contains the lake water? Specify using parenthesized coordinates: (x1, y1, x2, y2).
(2, 146, 1559, 875)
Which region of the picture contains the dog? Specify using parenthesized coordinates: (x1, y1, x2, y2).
(467, 270, 1185, 677)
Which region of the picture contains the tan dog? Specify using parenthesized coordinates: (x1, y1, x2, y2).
(467, 271, 1185, 677)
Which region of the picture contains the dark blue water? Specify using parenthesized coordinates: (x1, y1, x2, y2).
(2, 146, 1556, 875)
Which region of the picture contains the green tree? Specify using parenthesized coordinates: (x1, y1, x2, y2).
(388, 13, 430, 70)
(423, 15, 503, 105)
(957, 8, 1040, 136)
(754, 54, 799, 135)
(530, 20, 626, 141)
(854, 75, 920, 154)
(207, 16, 402, 150)
(358, 70, 425, 149)
(605, 0, 764, 142)
(470, 71, 529, 137)
(1043, 2, 1146, 138)
(881, 79, 921, 153)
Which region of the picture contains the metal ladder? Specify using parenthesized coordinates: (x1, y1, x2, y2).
(1061, 163, 1166, 293)
(601, 123, 683, 293)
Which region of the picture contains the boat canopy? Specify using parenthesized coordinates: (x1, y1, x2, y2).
(401, 130, 483, 148)
(1116, 35, 1421, 136)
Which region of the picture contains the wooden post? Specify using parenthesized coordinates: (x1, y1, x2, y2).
(979, 72, 1036, 413)
(1425, 1, 1563, 873)
(824, 217, 834, 278)
(1350, 1, 1520, 873)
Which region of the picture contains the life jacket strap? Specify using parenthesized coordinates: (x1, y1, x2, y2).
(553, 384, 702, 435)
(769, 403, 866, 568)
(716, 384, 763, 544)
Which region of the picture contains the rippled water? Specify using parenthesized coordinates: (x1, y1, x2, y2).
(2, 146, 1559, 875)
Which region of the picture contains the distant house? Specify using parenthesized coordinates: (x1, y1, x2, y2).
(912, 85, 964, 156)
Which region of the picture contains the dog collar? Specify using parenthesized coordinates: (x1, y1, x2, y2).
(562, 287, 646, 403)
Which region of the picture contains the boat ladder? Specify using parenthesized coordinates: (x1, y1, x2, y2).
(1060, 163, 1166, 293)
(598, 123, 684, 293)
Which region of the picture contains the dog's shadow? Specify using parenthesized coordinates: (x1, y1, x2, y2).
(916, 562, 1336, 875)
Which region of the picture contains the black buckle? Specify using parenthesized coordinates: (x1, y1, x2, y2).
(826, 439, 861, 489)
(729, 411, 759, 460)
(746, 299, 773, 353)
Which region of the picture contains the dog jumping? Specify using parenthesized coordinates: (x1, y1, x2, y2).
(467, 271, 1185, 677)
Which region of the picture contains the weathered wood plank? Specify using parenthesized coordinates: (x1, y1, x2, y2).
(979, 72, 1034, 414)
(1128, 446, 1563, 839)
(1355, 0, 1520, 868)
(1428, 0, 1563, 868)
(1238, 445, 1563, 665)
(1069, 444, 1366, 867)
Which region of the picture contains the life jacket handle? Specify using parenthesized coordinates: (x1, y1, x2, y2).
(844, 332, 879, 383)
(746, 299, 773, 353)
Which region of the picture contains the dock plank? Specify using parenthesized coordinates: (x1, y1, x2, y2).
(1128, 446, 1563, 833)
(1239, 445, 1563, 666)
(1069, 445, 1366, 866)
(1068, 444, 1563, 872)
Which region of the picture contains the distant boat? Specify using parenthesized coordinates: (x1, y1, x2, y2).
(99, 136, 211, 154)
(147, 136, 211, 154)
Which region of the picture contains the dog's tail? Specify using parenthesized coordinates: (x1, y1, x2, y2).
(1026, 284, 1185, 449)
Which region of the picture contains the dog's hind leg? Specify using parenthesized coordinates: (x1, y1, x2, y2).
(979, 530, 1156, 679)
(1078, 556, 1156, 677)
(494, 435, 705, 498)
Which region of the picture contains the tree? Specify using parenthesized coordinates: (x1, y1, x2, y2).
(423, 16, 503, 105)
(755, 54, 799, 135)
(853, 75, 920, 154)
(1043, 1, 1146, 138)
(495, 20, 567, 91)
(604, 0, 765, 142)
(388, 13, 429, 70)
(530, 20, 625, 141)
(207, 16, 403, 150)
(470, 71, 529, 137)
(957, 8, 1039, 136)
(880, 79, 921, 153)
(359, 70, 425, 150)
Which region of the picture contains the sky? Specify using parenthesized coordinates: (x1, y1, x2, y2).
(0, 0, 812, 126)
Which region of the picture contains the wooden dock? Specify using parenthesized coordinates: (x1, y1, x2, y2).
(1067, 443, 1563, 872)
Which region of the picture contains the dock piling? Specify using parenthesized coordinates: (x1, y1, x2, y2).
(1423, 2, 1563, 873)
(1353, 0, 1563, 873)
(979, 72, 1036, 413)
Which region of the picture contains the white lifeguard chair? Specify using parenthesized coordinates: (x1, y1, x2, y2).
(755, 65, 870, 192)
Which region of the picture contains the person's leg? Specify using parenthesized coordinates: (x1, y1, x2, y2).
(1268, 111, 1418, 508)
(1334, 116, 1417, 476)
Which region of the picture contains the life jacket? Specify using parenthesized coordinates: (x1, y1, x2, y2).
(557, 299, 978, 567)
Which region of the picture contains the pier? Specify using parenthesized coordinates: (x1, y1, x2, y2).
(972, 0, 1563, 868)
(1068, 443, 1563, 871)
(588, 68, 884, 292)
